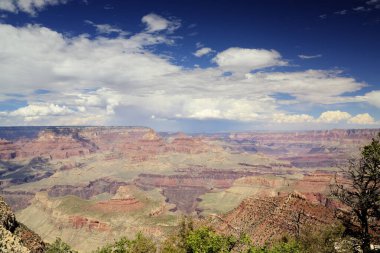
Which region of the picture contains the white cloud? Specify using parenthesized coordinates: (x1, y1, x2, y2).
(298, 54, 322, 59)
(271, 111, 377, 125)
(193, 47, 213, 57)
(0, 0, 69, 16)
(272, 113, 314, 123)
(364, 90, 380, 108)
(348, 113, 375, 124)
(0, 0, 16, 12)
(213, 48, 287, 73)
(85, 20, 128, 36)
(0, 16, 377, 128)
(141, 13, 180, 33)
(74, 88, 122, 115)
(9, 103, 72, 121)
(245, 70, 365, 104)
(317, 110, 352, 123)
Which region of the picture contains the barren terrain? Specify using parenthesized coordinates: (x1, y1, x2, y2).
(0, 126, 378, 252)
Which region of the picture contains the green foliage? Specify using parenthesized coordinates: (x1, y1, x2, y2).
(160, 216, 193, 253)
(248, 240, 303, 253)
(90, 215, 352, 253)
(299, 223, 346, 253)
(185, 226, 237, 253)
(94, 232, 156, 253)
(46, 237, 78, 253)
(160, 234, 186, 253)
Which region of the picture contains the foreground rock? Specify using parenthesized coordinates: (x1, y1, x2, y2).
(0, 196, 45, 253)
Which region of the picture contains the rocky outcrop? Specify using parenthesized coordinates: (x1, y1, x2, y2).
(68, 216, 109, 232)
(14, 128, 97, 160)
(167, 133, 215, 154)
(213, 193, 337, 245)
(0, 196, 45, 253)
(136, 169, 257, 213)
(47, 178, 128, 199)
(90, 185, 143, 213)
(292, 172, 334, 194)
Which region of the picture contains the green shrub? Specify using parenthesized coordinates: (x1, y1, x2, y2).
(248, 240, 302, 253)
(94, 232, 156, 253)
(46, 238, 77, 253)
(185, 226, 237, 253)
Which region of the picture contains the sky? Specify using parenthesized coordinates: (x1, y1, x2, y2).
(0, 0, 379, 132)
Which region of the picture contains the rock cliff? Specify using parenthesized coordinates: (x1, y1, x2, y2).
(0, 196, 46, 253)
(213, 192, 337, 245)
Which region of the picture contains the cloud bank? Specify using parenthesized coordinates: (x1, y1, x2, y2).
(0, 13, 378, 130)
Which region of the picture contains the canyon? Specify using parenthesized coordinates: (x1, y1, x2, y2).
(0, 126, 378, 252)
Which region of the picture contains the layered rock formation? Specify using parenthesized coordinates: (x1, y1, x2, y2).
(0, 127, 378, 251)
(47, 178, 128, 199)
(213, 192, 337, 245)
(223, 129, 379, 168)
(0, 196, 45, 253)
(0, 127, 216, 162)
(136, 169, 257, 213)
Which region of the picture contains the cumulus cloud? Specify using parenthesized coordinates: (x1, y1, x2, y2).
(9, 103, 72, 121)
(141, 13, 180, 33)
(317, 110, 352, 123)
(213, 48, 287, 73)
(271, 111, 377, 125)
(348, 113, 375, 124)
(0, 0, 68, 16)
(298, 54, 322, 59)
(74, 88, 122, 115)
(364, 90, 380, 108)
(0, 14, 377, 128)
(193, 47, 214, 57)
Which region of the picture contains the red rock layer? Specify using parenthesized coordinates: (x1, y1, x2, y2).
(68, 215, 109, 232)
(214, 193, 336, 245)
(91, 198, 143, 213)
(0, 127, 215, 161)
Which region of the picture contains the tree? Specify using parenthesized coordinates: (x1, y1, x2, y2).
(161, 216, 193, 253)
(94, 232, 156, 253)
(331, 133, 380, 252)
(46, 238, 78, 253)
(185, 226, 237, 253)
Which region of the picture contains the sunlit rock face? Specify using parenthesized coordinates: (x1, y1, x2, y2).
(0, 127, 216, 162)
(213, 193, 337, 245)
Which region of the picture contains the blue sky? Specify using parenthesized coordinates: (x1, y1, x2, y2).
(0, 0, 379, 132)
